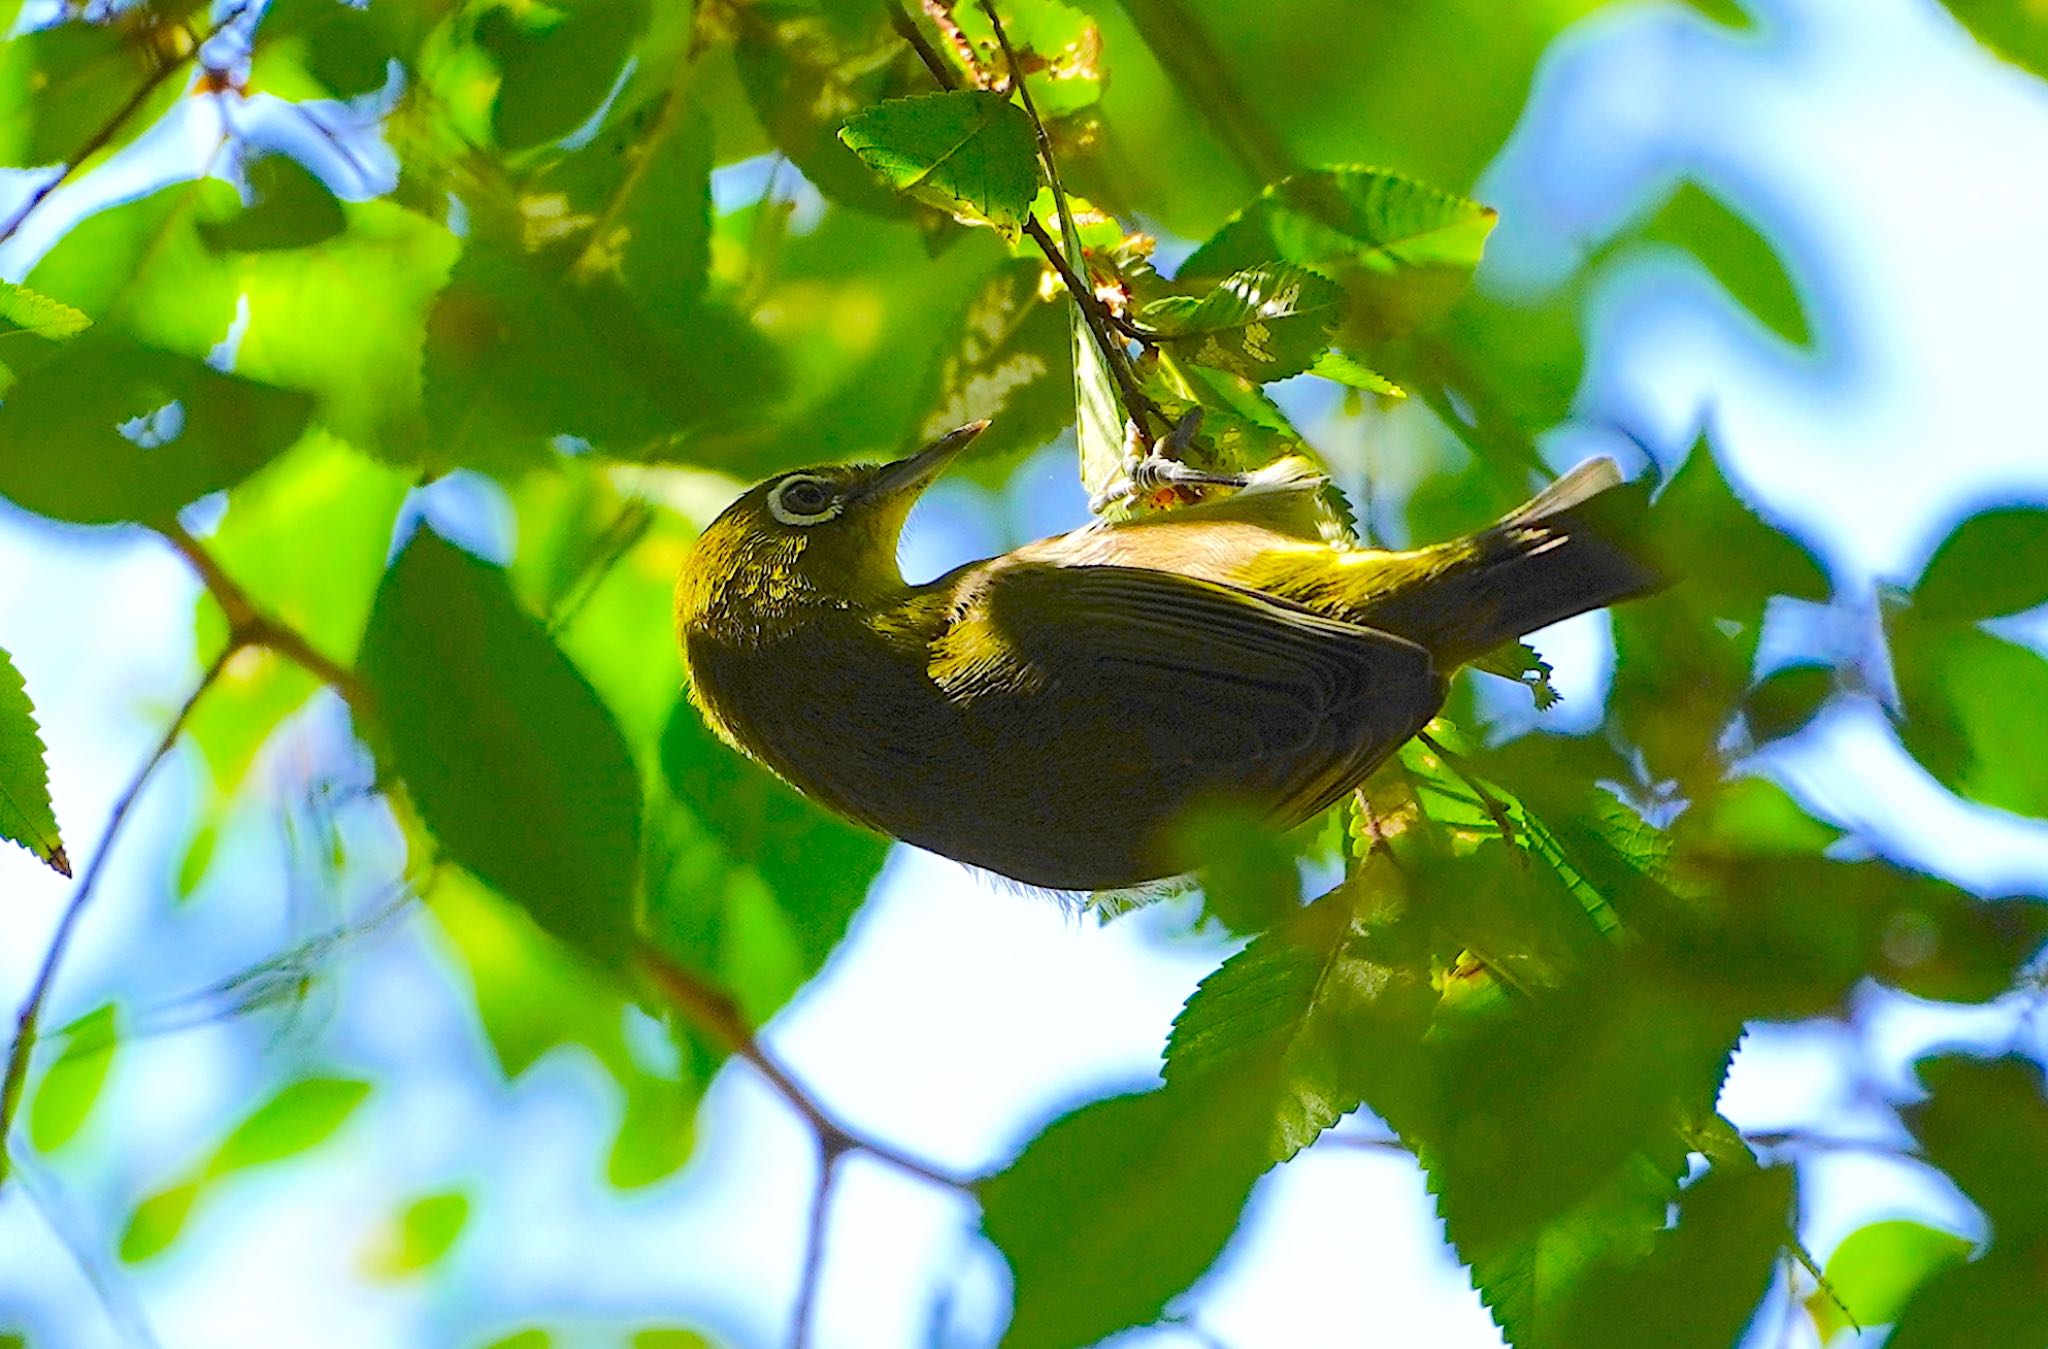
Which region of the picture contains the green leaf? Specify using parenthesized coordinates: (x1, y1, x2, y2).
(1165, 875, 1430, 1161)
(1308, 348, 1401, 395)
(0, 337, 315, 525)
(733, 6, 933, 216)
(1907, 1055, 2048, 1241)
(1743, 662, 1835, 743)
(0, 19, 171, 169)
(1146, 263, 1343, 382)
(366, 1189, 471, 1277)
(0, 647, 66, 876)
(1182, 167, 1497, 344)
(914, 258, 1073, 469)
(251, 0, 403, 99)
(117, 1179, 201, 1263)
(1177, 807, 1302, 935)
(651, 700, 888, 1023)
(981, 1079, 1270, 1349)
(27, 1003, 115, 1151)
(1940, 0, 2048, 80)
(1639, 181, 1809, 348)
(1547, 1163, 1792, 1349)
(360, 529, 644, 971)
(1890, 614, 2048, 818)
(208, 1077, 371, 1177)
(0, 281, 91, 340)
(838, 90, 1042, 235)
(475, 0, 650, 152)
(1913, 505, 2048, 623)
(1808, 1220, 1973, 1342)
(199, 155, 347, 254)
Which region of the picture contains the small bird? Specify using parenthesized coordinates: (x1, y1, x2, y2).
(676, 423, 1666, 892)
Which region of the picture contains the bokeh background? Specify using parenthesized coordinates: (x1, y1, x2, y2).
(3, 0, 2048, 1345)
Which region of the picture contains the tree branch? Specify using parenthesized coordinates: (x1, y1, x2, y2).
(790, 1148, 843, 1349)
(635, 946, 972, 1193)
(0, 642, 235, 1187)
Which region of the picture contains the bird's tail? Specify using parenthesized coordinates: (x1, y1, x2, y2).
(1374, 458, 1670, 666)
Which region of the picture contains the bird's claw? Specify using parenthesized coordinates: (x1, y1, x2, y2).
(1087, 409, 1251, 515)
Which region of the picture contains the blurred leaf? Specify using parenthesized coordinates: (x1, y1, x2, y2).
(1743, 662, 1834, 743)
(651, 700, 887, 1023)
(1648, 436, 1832, 614)
(475, 0, 650, 152)
(629, 1332, 713, 1349)
(1890, 612, 2048, 818)
(1940, 0, 2048, 79)
(117, 1178, 200, 1263)
(913, 258, 1072, 467)
(479, 1331, 553, 1349)
(1886, 1241, 2048, 1349)
(1176, 806, 1302, 935)
(1183, 167, 1497, 346)
(1639, 181, 1809, 348)
(199, 155, 347, 254)
(1907, 1055, 2048, 1240)
(27, 1003, 115, 1151)
(1146, 263, 1342, 382)
(732, 3, 931, 215)
(1808, 1219, 1973, 1342)
(0, 647, 66, 876)
(250, 0, 406, 98)
(0, 17, 169, 169)
(1912, 504, 2048, 623)
(1546, 1163, 1791, 1349)
(208, 1076, 371, 1176)
(365, 1189, 471, 1277)
(362, 529, 644, 971)
(1308, 348, 1401, 395)
(981, 1079, 1270, 1349)
(839, 90, 1041, 235)
(0, 336, 314, 525)
(0, 281, 91, 340)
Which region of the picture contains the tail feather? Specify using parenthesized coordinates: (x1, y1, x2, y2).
(1385, 458, 1669, 665)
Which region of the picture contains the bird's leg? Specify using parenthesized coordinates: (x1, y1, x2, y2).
(1088, 409, 1254, 514)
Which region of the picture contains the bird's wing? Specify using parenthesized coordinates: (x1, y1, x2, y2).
(931, 562, 1442, 824)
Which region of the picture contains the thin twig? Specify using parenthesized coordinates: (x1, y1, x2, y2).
(636, 947, 971, 1193)
(1415, 730, 1521, 856)
(790, 1149, 844, 1349)
(0, 1, 257, 249)
(5, 1143, 165, 1348)
(159, 523, 369, 709)
(0, 643, 236, 1186)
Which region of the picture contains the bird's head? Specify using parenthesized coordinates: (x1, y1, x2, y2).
(676, 420, 988, 642)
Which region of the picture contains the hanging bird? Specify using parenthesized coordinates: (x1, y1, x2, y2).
(676, 422, 1666, 892)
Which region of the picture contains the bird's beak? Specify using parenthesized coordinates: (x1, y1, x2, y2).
(862, 420, 989, 501)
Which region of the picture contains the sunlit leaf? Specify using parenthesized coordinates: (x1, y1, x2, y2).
(250, 0, 403, 99)
(1146, 262, 1343, 382)
(950, 0, 1105, 117)
(0, 281, 91, 340)
(1808, 1219, 1973, 1342)
(1183, 167, 1497, 344)
(365, 1189, 471, 1277)
(0, 647, 66, 876)
(1890, 612, 2048, 818)
(27, 1003, 115, 1150)
(118, 1178, 200, 1263)
(1638, 181, 1810, 348)
(839, 90, 1042, 235)
(914, 258, 1072, 468)
(1940, 0, 2048, 80)
(0, 17, 172, 169)
(208, 1076, 371, 1176)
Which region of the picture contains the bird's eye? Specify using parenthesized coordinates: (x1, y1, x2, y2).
(768, 475, 841, 526)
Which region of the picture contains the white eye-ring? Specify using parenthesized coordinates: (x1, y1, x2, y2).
(768, 474, 843, 526)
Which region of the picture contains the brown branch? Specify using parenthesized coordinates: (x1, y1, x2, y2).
(0, 1, 258, 249)
(159, 522, 369, 710)
(790, 1149, 843, 1349)
(635, 946, 971, 1193)
(0, 643, 235, 1187)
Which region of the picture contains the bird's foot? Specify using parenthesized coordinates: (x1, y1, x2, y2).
(1087, 409, 1251, 514)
